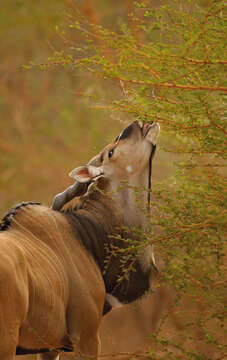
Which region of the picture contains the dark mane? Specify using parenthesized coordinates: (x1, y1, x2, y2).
(0, 202, 41, 231)
(61, 179, 119, 268)
(62, 198, 152, 304)
(62, 210, 111, 271)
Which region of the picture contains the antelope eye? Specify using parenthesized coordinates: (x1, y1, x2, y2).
(108, 148, 115, 158)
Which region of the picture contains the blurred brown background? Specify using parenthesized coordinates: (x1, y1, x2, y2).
(1, 1, 221, 360)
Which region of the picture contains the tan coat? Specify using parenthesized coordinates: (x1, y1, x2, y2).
(0, 121, 160, 360)
(0, 203, 105, 359)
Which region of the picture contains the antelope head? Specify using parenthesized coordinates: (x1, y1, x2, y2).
(69, 121, 160, 228)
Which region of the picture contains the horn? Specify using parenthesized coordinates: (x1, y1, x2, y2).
(51, 155, 102, 211)
(88, 154, 101, 167)
(51, 182, 88, 211)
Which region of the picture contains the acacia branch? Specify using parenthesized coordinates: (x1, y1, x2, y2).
(183, 58, 227, 65)
(109, 75, 227, 92)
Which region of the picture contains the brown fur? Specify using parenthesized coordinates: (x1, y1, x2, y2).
(0, 187, 151, 359)
(0, 121, 160, 360)
(0, 202, 106, 359)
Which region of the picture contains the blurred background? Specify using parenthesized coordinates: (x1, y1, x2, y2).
(1, 1, 223, 360)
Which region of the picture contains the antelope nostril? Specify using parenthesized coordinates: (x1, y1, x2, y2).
(118, 124, 133, 140)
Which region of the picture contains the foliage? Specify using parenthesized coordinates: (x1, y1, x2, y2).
(44, 1, 227, 358)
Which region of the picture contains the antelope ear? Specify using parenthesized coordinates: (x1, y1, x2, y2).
(69, 165, 104, 183)
(146, 123, 160, 145)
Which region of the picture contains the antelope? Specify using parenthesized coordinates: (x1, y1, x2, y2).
(0, 120, 160, 360)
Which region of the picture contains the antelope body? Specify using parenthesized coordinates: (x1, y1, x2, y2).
(0, 121, 160, 359)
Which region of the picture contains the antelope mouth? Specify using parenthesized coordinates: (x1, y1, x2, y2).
(138, 121, 154, 137)
(143, 123, 154, 137)
(138, 121, 160, 145)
